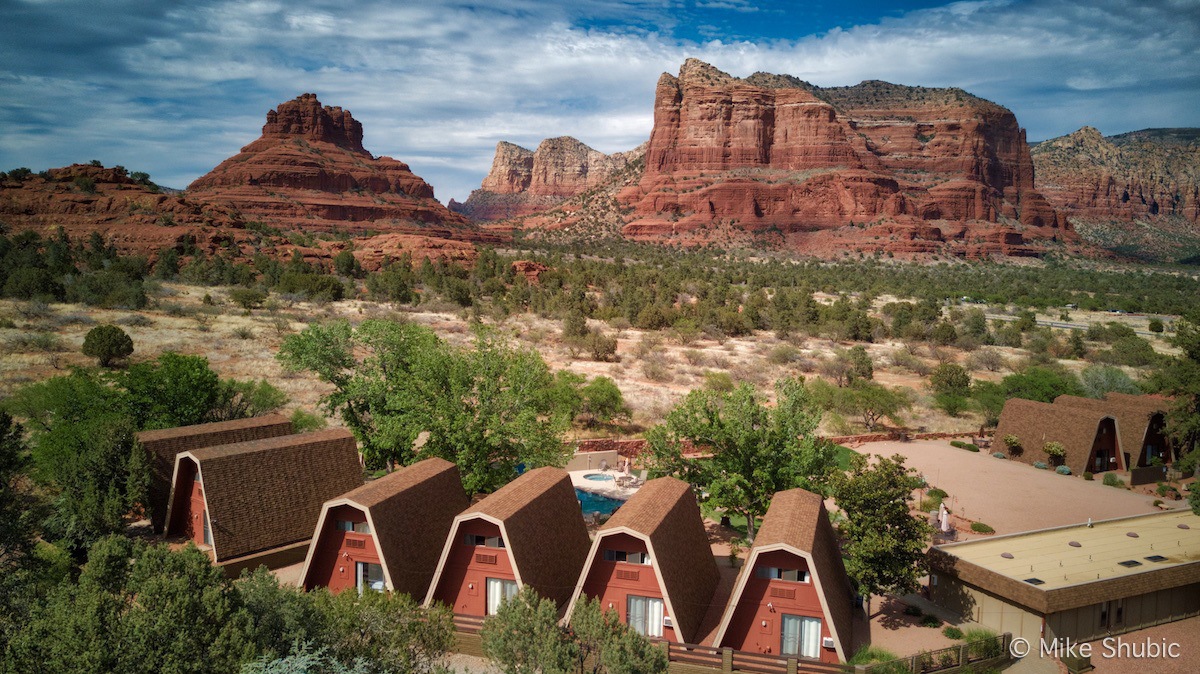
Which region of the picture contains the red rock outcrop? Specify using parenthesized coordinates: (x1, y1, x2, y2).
(1032, 127, 1200, 223)
(188, 94, 484, 238)
(0, 164, 251, 260)
(453, 137, 644, 220)
(617, 60, 1069, 253)
(510, 260, 549, 284)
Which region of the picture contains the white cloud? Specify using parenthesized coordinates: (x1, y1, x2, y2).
(0, 0, 1197, 201)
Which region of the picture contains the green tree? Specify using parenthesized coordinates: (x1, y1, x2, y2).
(122, 353, 222, 429)
(846, 345, 874, 382)
(0, 410, 41, 649)
(835, 454, 932, 613)
(1148, 318, 1165, 334)
(229, 288, 268, 310)
(570, 596, 668, 674)
(315, 589, 454, 674)
(579, 376, 630, 427)
(1145, 317, 1200, 476)
(1079, 365, 1140, 399)
(840, 382, 912, 430)
(481, 585, 576, 674)
(82, 324, 134, 367)
(278, 320, 572, 493)
(929, 363, 972, 417)
(642, 378, 835, 541)
(1000, 366, 1083, 403)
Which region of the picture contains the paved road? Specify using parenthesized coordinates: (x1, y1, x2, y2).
(985, 313, 1158, 337)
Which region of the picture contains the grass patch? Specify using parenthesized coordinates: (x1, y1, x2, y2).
(970, 522, 995, 534)
(834, 444, 860, 470)
(701, 503, 751, 537)
(848, 645, 901, 667)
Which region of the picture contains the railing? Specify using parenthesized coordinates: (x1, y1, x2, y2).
(663, 641, 850, 674)
(860, 634, 1009, 674)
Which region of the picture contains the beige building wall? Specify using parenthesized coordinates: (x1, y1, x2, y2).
(564, 450, 621, 472)
(1046, 582, 1200, 642)
(931, 574, 1045, 644)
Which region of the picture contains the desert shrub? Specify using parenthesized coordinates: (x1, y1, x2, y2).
(920, 614, 942, 628)
(942, 626, 964, 640)
(1043, 441, 1066, 459)
(1033, 461, 1048, 470)
(949, 441, 980, 452)
(970, 522, 994, 534)
(682, 349, 705, 366)
(703, 370, 735, 392)
(115, 314, 153, 327)
(1102, 472, 1125, 488)
(276, 272, 345, 302)
(928, 487, 949, 500)
(7, 331, 66, 352)
(82, 324, 134, 367)
(1056, 465, 1072, 475)
(1083, 471, 1094, 481)
(228, 287, 267, 310)
(992, 452, 1006, 459)
(232, 326, 255, 340)
(1148, 317, 1165, 333)
(964, 628, 1002, 658)
(902, 605, 923, 617)
(0, 317, 15, 328)
(642, 358, 672, 383)
(290, 408, 328, 432)
(767, 343, 801, 365)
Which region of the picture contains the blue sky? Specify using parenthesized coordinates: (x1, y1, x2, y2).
(2, 0, 1198, 203)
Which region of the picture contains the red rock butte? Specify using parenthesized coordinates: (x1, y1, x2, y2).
(615, 59, 1071, 256)
(188, 93, 483, 238)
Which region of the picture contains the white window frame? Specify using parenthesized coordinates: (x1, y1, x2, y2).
(486, 577, 518, 615)
(627, 595, 664, 638)
(356, 561, 385, 594)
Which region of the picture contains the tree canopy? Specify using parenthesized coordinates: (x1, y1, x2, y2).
(278, 320, 574, 494)
(642, 378, 836, 541)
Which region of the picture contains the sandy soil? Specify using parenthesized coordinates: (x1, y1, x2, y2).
(854, 440, 1167, 536)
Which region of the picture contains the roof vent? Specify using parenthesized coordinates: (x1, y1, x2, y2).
(1145, 555, 1169, 562)
(1126, 532, 1139, 538)
(1000, 552, 1014, 559)
(1117, 560, 1143, 568)
(1024, 578, 1045, 586)
(1068, 541, 1081, 548)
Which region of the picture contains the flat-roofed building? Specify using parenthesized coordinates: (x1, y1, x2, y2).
(928, 510, 1200, 645)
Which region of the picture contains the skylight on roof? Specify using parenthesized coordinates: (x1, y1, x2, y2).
(1024, 578, 1045, 585)
(1145, 555, 1168, 562)
(1117, 560, 1143, 568)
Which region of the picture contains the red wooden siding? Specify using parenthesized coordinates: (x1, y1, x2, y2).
(303, 505, 382, 594)
(167, 458, 210, 548)
(431, 519, 515, 617)
(723, 550, 839, 664)
(579, 533, 678, 641)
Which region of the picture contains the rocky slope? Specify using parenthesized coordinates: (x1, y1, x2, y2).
(188, 93, 486, 238)
(1031, 127, 1200, 262)
(452, 137, 645, 220)
(610, 59, 1071, 257)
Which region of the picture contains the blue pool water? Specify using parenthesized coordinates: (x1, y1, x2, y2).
(576, 489, 626, 516)
(584, 473, 614, 481)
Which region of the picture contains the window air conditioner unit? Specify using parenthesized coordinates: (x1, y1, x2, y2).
(822, 637, 835, 649)
(662, 616, 673, 628)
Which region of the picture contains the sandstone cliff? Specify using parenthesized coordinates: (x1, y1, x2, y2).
(1031, 127, 1199, 261)
(453, 137, 645, 220)
(188, 93, 480, 236)
(615, 59, 1070, 257)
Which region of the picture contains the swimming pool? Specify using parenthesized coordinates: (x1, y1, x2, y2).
(583, 473, 614, 482)
(576, 489, 625, 517)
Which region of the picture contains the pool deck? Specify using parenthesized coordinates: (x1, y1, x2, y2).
(569, 468, 641, 501)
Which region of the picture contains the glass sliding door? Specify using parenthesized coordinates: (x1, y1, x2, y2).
(781, 615, 822, 659)
(627, 595, 664, 638)
(356, 562, 385, 594)
(486, 577, 518, 615)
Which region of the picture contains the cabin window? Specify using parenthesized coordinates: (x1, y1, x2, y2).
(603, 549, 650, 565)
(627, 595, 664, 638)
(337, 520, 370, 534)
(755, 566, 808, 582)
(464, 534, 505, 548)
(486, 577, 518, 615)
(781, 614, 821, 658)
(356, 562, 385, 594)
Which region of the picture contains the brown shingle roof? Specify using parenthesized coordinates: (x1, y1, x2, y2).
(1054, 394, 1167, 465)
(573, 477, 719, 643)
(714, 489, 855, 661)
(433, 467, 591, 609)
(993, 398, 1116, 473)
(301, 457, 468, 598)
(136, 414, 294, 532)
(167, 429, 363, 562)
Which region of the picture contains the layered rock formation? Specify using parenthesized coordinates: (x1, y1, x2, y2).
(453, 137, 644, 220)
(189, 93, 480, 236)
(0, 164, 250, 259)
(616, 59, 1070, 256)
(1032, 127, 1199, 222)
